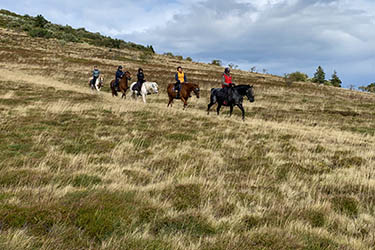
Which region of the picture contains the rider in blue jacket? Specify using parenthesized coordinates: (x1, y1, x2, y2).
(91, 65, 100, 87)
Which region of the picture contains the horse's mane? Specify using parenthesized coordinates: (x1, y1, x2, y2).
(186, 82, 199, 88)
(234, 85, 251, 95)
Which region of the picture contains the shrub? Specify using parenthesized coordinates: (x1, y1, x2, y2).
(34, 14, 48, 28)
(186, 57, 193, 61)
(211, 59, 222, 66)
(28, 27, 51, 38)
(164, 52, 174, 57)
(139, 50, 153, 61)
(359, 83, 375, 93)
(285, 71, 308, 82)
(61, 32, 80, 43)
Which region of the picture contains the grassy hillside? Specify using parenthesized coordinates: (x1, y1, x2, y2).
(1, 18, 375, 250)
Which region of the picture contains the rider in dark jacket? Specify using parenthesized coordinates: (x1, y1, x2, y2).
(135, 68, 145, 93)
(115, 66, 124, 91)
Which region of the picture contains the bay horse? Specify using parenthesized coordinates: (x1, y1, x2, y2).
(207, 85, 254, 120)
(110, 71, 131, 98)
(167, 82, 200, 110)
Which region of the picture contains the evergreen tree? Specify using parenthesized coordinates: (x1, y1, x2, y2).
(312, 66, 325, 84)
(359, 83, 375, 93)
(330, 70, 342, 87)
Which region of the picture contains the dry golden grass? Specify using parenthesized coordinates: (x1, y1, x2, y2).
(1, 27, 375, 249)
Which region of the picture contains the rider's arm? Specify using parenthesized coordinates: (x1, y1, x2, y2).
(175, 73, 180, 83)
(184, 74, 187, 83)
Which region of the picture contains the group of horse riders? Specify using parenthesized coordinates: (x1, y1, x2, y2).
(90, 65, 236, 101)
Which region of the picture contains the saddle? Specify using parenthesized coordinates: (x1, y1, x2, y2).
(219, 88, 233, 105)
(132, 83, 139, 92)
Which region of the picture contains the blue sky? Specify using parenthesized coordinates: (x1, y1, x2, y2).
(1, 0, 375, 88)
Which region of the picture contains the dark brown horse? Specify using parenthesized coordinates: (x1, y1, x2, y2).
(167, 82, 200, 110)
(110, 71, 131, 98)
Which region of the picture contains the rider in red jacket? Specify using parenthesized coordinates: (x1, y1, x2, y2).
(222, 67, 234, 104)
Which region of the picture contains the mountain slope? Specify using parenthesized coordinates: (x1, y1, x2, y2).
(1, 20, 375, 250)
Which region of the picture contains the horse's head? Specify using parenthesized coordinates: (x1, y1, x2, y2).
(246, 85, 255, 102)
(151, 82, 159, 94)
(192, 84, 200, 98)
(124, 71, 132, 81)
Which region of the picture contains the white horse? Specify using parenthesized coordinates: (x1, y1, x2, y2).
(130, 81, 159, 103)
(89, 76, 104, 91)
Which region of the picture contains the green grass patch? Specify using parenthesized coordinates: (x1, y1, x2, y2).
(62, 190, 162, 241)
(162, 184, 201, 211)
(0, 169, 52, 187)
(331, 196, 359, 217)
(165, 133, 194, 142)
(152, 213, 215, 237)
(72, 174, 102, 187)
(301, 209, 326, 228)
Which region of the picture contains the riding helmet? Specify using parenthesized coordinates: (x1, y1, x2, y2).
(225, 67, 230, 74)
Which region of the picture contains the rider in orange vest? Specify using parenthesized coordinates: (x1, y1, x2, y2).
(222, 67, 234, 104)
(175, 66, 187, 98)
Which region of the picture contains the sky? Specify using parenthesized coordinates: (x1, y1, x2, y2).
(1, 0, 374, 88)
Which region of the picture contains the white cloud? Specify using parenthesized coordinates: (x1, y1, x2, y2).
(124, 0, 375, 86)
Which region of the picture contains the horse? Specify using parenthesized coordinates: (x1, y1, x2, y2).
(129, 81, 159, 103)
(167, 82, 200, 110)
(207, 85, 254, 120)
(110, 71, 131, 98)
(89, 76, 104, 91)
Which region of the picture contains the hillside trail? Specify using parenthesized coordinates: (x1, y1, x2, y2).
(2, 67, 375, 146)
(0, 67, 111, 100)
(0, 66, 211, 119)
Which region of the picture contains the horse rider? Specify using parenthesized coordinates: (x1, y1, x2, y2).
(115, 65, 124, 91)
(91, 65, 100, 88)
(134, 68, 146, 93)
(175, 66, 187, 98)
(222, 67, 234, 104)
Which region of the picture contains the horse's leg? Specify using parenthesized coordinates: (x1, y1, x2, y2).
(237, 103, 245, 121)
(207, 93, 217, 115)
(217, 103, 222, 116)
(207, 102, 215, 115)
(167, 96, 173, 107)
(181, 97, 187, 110)
(142, 93, 146, 103)
(229, 105, 234, 117)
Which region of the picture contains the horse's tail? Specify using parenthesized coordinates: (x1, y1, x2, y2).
(210, 88, 218, 104)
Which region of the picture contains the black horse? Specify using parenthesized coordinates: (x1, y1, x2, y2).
(207, 85, 254, 120)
